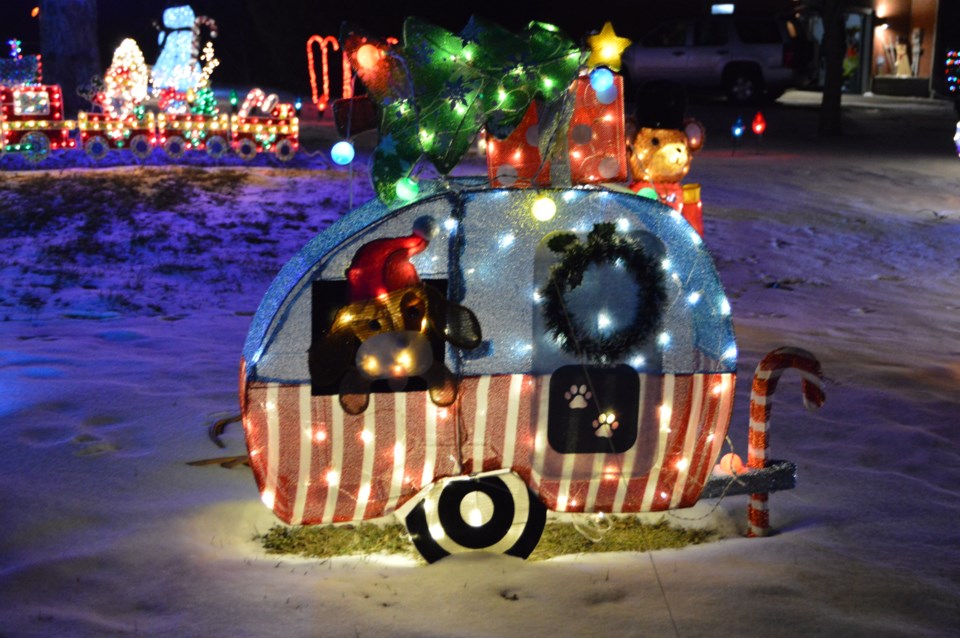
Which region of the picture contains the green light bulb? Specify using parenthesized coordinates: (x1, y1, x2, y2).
(395, 177, 419, 201)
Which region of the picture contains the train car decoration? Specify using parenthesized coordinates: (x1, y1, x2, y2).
(78, 110, 157, 160)
(235, 18, 825, 563)
(0, 84, 299, 163)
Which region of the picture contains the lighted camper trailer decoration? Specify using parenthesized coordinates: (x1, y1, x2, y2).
(239, 18, 824, 562)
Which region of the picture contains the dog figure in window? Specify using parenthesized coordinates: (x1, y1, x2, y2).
(308, 217, 482, 415)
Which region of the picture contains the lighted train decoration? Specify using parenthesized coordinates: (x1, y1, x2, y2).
(238, 178, 825, 562)
(0, 84, 299, 163)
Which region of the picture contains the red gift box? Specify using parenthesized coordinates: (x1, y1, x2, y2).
(485, 103, 550, 188)
(568, 74, 627, 184)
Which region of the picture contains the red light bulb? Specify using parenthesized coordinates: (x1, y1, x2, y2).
(751, 112, 766, 135)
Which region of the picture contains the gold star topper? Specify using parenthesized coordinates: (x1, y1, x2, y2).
(586, 22, 632, 72)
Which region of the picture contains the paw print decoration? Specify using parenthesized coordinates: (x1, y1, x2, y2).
(592, 412, 619, 439)
(564, 384, 592, 409)
(547, 364, 639, 454)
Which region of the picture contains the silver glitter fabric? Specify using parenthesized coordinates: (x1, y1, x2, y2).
(244, 179, 735, 383)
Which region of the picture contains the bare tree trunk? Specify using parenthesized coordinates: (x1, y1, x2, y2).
(39, 0, 100, 116)
(818, 0, 846, 136)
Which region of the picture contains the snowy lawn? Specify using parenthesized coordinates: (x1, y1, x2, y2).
(1, 91, 958, 636)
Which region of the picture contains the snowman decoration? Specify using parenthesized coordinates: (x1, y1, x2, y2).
(151, 5, 217, 94)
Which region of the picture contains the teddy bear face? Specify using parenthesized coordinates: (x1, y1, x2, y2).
(628, 127, 692, 184)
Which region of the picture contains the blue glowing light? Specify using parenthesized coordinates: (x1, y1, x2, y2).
(590, 67, 615, 92)
(331, 140, 355, 165)
(731, 117, 745, 139)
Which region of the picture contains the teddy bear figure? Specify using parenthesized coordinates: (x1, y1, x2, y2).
(627, 81, 705, 236)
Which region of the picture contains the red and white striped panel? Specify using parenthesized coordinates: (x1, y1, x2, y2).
(243, 385, 462, 525)
(242, 371, 735, 525)
(531, 372, 735, 513)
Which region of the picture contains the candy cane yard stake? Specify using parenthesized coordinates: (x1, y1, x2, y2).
(747, 347, 825, 536)
(307, 35, 353, 116)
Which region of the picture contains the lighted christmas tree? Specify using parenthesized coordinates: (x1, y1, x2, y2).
(102, 38, 148, 119)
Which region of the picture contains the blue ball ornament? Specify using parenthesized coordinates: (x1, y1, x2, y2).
(331, 140, 355, 165)
(589, 67, 615, 93)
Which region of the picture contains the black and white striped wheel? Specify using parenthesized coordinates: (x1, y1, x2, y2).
(404, 471, 546, 563)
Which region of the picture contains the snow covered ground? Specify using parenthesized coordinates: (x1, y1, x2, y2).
(1, 90, 958, 636)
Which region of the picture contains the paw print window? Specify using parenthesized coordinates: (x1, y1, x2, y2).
(546, 364, 639, 454)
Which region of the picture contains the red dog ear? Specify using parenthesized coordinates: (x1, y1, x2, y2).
(683, 118, 706, 153)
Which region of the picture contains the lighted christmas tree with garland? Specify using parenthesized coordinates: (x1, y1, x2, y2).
(342, 17, 589, 203)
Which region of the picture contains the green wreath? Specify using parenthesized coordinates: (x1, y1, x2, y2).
(540, 222, 666, 363)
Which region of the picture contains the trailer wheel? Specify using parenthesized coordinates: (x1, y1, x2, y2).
(164, 135, 187, 160)
(84, 135, 109, 161)
(130, 134, 153, 160)
(20, 132, 51, 163)
(404, 471, 546, 563)
(235, 138, 258, 161)
(274, 138, 296, 162)
(206, 135, 228, 159)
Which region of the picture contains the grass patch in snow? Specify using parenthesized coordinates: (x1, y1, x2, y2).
(531, 517, 715, 560)
(259, 523, 415, 560)
(257, 516, 715, 562)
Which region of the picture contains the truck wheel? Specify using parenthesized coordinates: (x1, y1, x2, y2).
(21, 132, 51, 163)
(404, 471, 546, 563)
(725, 67, 763, 104)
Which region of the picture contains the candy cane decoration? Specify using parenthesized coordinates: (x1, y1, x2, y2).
(747, 347, 825, 537)
(237, 88, 280, 118)
(238, 88, 265, 118)
(307, 35, 354, 114)
(191, 15, 218, 64)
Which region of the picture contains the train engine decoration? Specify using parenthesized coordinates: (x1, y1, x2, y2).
(237, 17, 825, 563)
(0, 84, 75, 160)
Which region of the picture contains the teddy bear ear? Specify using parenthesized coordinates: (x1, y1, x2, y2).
(624, 114, 638, 144)
(683, 118, 706, 153)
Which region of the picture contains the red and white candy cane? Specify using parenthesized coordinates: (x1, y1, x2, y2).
(238, 88, 280, 118)
(191, 15, 218, 63)
(747, 347, 825, 537)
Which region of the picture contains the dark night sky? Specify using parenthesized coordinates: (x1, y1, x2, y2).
(3, 0, 689, 95)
